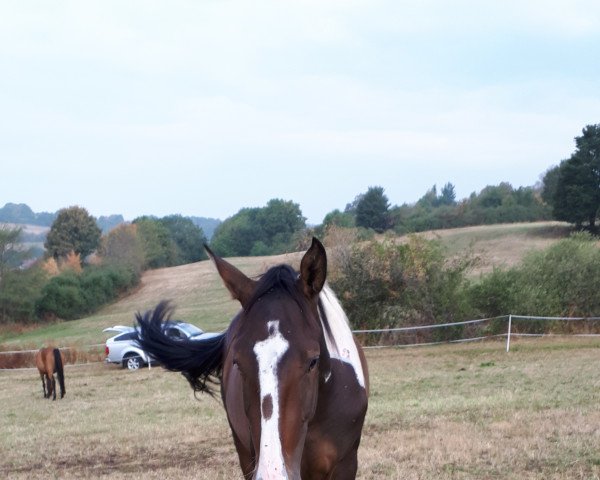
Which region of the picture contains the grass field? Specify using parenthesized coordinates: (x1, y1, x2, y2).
(0, 221, 571, 349)
(1, 338, 599, 479)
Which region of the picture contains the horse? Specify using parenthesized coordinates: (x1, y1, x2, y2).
(136, 237, 369, 479)
(35, 347, 66, 400)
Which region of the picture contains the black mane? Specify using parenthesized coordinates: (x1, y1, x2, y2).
(245, 264, 308, 314)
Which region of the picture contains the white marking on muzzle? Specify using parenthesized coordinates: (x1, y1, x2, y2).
(253, 320, 289, 479)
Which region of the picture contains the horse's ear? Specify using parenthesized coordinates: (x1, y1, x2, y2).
(205, 244, 256, 309)
(299, 237, 327, 299)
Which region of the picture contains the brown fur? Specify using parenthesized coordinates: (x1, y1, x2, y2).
(210, 238, 369, 479)
(35, 347, 66, 400)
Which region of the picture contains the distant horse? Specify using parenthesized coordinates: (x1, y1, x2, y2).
(137, 238, 369, 479)
(35, 347, 66, 400)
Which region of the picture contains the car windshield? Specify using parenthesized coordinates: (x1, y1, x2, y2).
(176, 323, 203, 336)
(115, 331, 139, 341)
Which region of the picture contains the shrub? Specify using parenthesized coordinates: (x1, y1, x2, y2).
(36, 264, 139, 320)
(469, 232, 600, 333)
(36, 271, 86, 320)
(516, 232, 600, 317)
(0, 266, 48, 324)
(330, 236, 474, 334)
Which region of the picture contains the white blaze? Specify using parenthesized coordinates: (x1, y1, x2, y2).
(253, 320, 289, 479)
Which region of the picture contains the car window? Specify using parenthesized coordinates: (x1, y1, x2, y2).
(115, 331, 138, 341)
(176, 323, 204, 336)
(165, 328, 182, 338)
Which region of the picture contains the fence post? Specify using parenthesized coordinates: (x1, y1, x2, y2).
(506, 314, 512, 352)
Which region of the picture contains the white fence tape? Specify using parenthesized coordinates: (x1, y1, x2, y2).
(0, 361, 105, 372)
(2, 314, 600, 367)
(0, 344, 104, 355)
(351, 314, 600, 352)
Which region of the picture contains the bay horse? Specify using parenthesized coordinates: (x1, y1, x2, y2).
(35, 347, 66, 400)
(137, 238, 369, 479)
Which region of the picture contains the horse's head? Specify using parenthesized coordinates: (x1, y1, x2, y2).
(207, 238, 331, 480)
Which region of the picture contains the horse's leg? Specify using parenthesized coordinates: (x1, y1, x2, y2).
(45, 373, 52, 399)
(330, 447, 358, 480)
(40, 373, 47, 398)
(231, 429, 255, 479)
(52, 374, 57, 400)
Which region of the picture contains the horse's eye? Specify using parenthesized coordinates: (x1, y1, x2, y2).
(308, 356, 319, 372)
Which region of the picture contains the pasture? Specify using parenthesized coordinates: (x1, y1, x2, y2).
(1, 338, 599, 479)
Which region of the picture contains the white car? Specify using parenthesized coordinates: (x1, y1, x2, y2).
(104, 321, 218, 370)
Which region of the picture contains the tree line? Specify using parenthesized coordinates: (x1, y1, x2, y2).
(0, 123, 598, 324)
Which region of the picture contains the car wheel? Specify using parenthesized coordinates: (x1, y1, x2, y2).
(123, 354, 142, 371)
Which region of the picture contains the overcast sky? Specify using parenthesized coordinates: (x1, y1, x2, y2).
(1, 1, 599, 224)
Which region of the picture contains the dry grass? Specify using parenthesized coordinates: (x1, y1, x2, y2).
(1, 338, 599, 479)
(401, 221, 572, 276)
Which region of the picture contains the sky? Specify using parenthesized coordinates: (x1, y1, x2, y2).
(1, 1, 599, 225)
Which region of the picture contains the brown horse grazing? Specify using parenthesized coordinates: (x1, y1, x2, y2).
(137, 238, 369, 479)
(35, 347, 66, 400)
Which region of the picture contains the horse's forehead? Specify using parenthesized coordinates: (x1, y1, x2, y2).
(243, 298, 312, 334)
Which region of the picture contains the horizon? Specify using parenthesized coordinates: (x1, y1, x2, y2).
(1, 175, 542, 225)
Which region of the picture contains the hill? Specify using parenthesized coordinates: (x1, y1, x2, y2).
(0, 221, 571, 347)
(414, 221, 571, 276)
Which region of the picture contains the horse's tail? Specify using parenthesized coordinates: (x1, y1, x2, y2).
(135, 301, 226, 396)
(53, 348, 66, 398)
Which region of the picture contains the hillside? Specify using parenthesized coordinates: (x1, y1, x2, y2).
(0, 221, 571, 347)
(0, 252, 303, 347)
(414, 221, 571, 276)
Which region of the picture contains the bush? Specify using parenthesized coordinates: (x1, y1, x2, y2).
(36, 272, 86, 320)
(36, 264, 139, 320)
(0, 266, 48, 324)
(516, 232, 600, 317)
(330, 236, 474, 333)
(469, 232, 600, 333)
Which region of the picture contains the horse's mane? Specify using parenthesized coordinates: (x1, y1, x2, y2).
(245, 264, 308, 315)
(317, 285, 366, 388)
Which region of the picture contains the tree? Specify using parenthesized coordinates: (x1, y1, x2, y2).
(355, 186, 390, 233)
(548, 124, 600, 229)
(133, 217, 177, 269)
(0, 226, 24, 277)
(0, 226, 46, 323)
(100, 223, 145, 274)
(210, 200, 306, 257)
(45, 206, 101, 261)
(321, 209, 355, 229)
(256, 199, 306, 252)
(541, 165, 561, 205)
(417, 185, 438, 209)
(209, 208, 260, 257)
(158, 215, 208, 264)
(439, 182, 457, 206)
